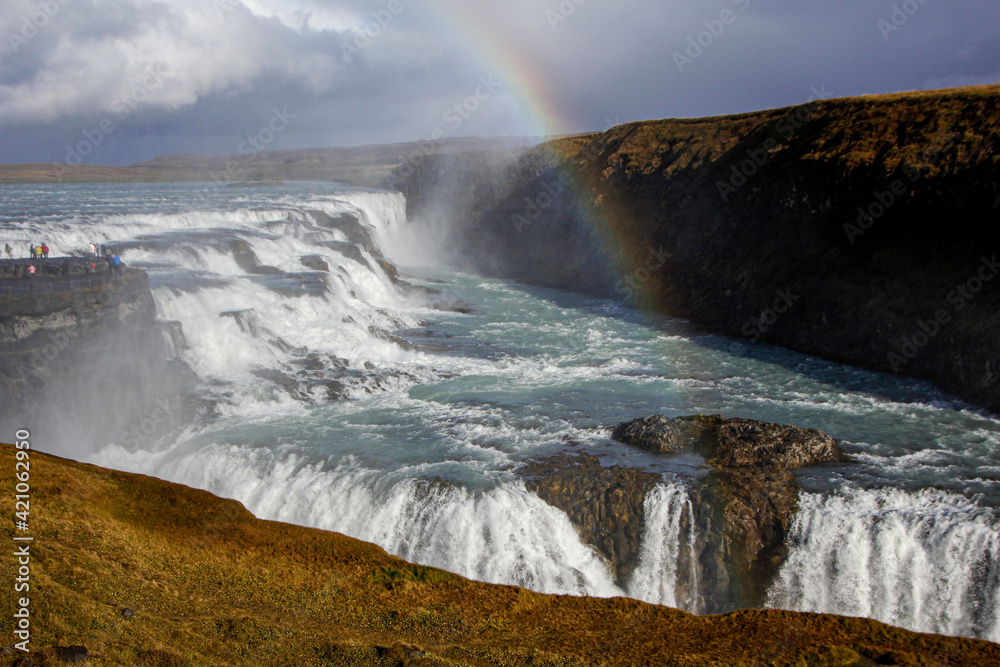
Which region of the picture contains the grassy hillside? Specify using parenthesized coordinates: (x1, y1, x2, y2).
(2, 443, 999, 666)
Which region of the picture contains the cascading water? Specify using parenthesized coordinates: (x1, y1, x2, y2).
(768, 487, 1000, 641)
(627, 484, 700, 611)
(4, 181, 1000, 643)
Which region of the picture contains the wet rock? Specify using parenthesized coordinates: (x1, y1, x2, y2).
(0, 268, 196, 455)
(311, 379, 348, 400)
(612, 414, 847, 469)
(252, 368, 308, 401)
(613, 414, 848, 611)
(229, 239, 280, 274)
(317, 240, 372, 270)
(295, 355, 326, 371)
(519, 452, 660, 585)
(368, 326, 418, 352)
(306, 210, 380, 257)
(229, 239, 260, 273)
(299, 255, 330, 272)
(434, 300, 474, 315)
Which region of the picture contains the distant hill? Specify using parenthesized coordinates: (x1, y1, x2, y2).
(0, 136, 540, 187)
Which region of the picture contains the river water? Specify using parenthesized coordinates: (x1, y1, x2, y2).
(3, 181, 999, 641)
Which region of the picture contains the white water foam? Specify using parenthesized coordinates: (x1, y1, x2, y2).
(96, 441, 623, 599)
(767, 487, 1000, 642)
(627, 483, 699, 611)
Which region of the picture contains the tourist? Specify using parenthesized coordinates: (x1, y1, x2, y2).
(41, 243, 49, 258)
(27, 265, 35, 276)
(4, 243, 12, 258)
(29, 244, 35, 258)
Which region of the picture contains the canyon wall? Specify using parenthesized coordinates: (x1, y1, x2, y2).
(0, 269, 193, 455)
(397, 85, 1000, 411)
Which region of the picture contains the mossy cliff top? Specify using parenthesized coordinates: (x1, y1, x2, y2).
(2, 444, 998, 666)
(541, 84, 1000, 179)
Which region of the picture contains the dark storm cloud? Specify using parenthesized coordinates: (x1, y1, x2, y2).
(1, 0, 998, 165)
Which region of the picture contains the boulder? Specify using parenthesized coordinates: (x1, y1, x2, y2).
(300, 254, 330, 272)
(611, 414, 846, 469)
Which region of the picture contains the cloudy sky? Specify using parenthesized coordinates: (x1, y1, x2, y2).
(2, 0, 999, 165)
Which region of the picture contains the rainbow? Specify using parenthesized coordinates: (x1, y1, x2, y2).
(424, 1, 668, 314)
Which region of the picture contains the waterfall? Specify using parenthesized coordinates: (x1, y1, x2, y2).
(627, 483, 700, 612)
(767, 487, 1000, 642)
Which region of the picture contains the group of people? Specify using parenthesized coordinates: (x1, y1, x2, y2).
(1, 240, 124, 278)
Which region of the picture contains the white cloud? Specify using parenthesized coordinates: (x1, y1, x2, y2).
(1, 0, 999, 164)
(0, 0, 352, 123)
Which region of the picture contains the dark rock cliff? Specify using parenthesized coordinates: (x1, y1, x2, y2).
(0, 268, 194, 455)
(519, 452, 660, 587)
(396, 85, 1000, 411)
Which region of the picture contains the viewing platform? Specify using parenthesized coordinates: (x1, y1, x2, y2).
(0, 256, 127, 298)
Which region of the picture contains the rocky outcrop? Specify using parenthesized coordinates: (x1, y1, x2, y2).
(612, 414, 846, 469)
(519, 452, 660, 585)
(397, 85, 1000, 412)
(614, 415, 847, 612)
(0, 268, 194, 456)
